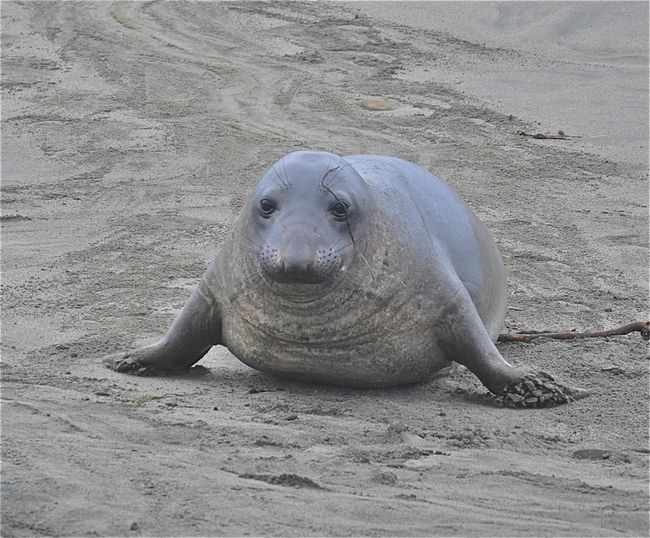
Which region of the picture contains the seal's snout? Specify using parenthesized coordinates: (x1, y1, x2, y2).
(280, 257, 316, 281)
(259, 243, 342, 284)
(279, 240, 313, 275)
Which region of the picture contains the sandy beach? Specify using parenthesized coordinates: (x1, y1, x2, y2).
(1, 2, 648, 536)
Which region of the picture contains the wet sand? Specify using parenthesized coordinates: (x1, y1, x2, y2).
(1, 2, 648, 536)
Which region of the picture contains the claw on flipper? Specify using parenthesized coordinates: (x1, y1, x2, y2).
(492, 371, 590, 408)
(103, 354, 154, 376)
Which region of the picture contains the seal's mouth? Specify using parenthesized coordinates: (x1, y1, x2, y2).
(262, 264, 338, 285)
(255, 260, 348, 303)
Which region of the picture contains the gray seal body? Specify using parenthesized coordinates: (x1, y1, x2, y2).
(108, 151, 576, 399)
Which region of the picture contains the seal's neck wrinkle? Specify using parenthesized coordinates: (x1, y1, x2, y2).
(233, 256, 385, 347)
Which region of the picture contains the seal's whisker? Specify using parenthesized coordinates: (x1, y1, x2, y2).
(238, 246, 260, 256)
(358, 253, 375, 281)
(336, 274, 364, 291)
(267, 166, 284, 190)
(333, 241, 354, 254)
(281, 158, 291, 190)
(248, 222, 268, 246)
(328, 235, 352, 251)
(241, 269, 266, 288)
(243, 226, 268, 250)
(270, 164, 289, 191)
(242, 266, 264, 279)
(233, 231, 262, 250)
(248, 276, 266, 289)
(237, 240, 261, 253)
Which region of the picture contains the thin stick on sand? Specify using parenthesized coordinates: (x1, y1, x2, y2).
(498, 320, 650, 343)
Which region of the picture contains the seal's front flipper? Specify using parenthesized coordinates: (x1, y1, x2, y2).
(105, 268, 222, 376)
(103, 344, 202, 376)
(491, 372, 591, 408)
(103, 352, 155, 376)
(439, 288, 588, 407)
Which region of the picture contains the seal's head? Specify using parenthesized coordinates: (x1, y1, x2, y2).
(242, 151, 372, 294)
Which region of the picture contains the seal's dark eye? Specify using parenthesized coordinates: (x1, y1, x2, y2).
(331, 200, 349, 220)
(259, 198, 276, 216)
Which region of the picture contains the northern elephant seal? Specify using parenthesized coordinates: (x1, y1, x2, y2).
(107, 151, 585, 405)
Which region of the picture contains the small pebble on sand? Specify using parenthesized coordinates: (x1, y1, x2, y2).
(361, 97, 393, 111)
